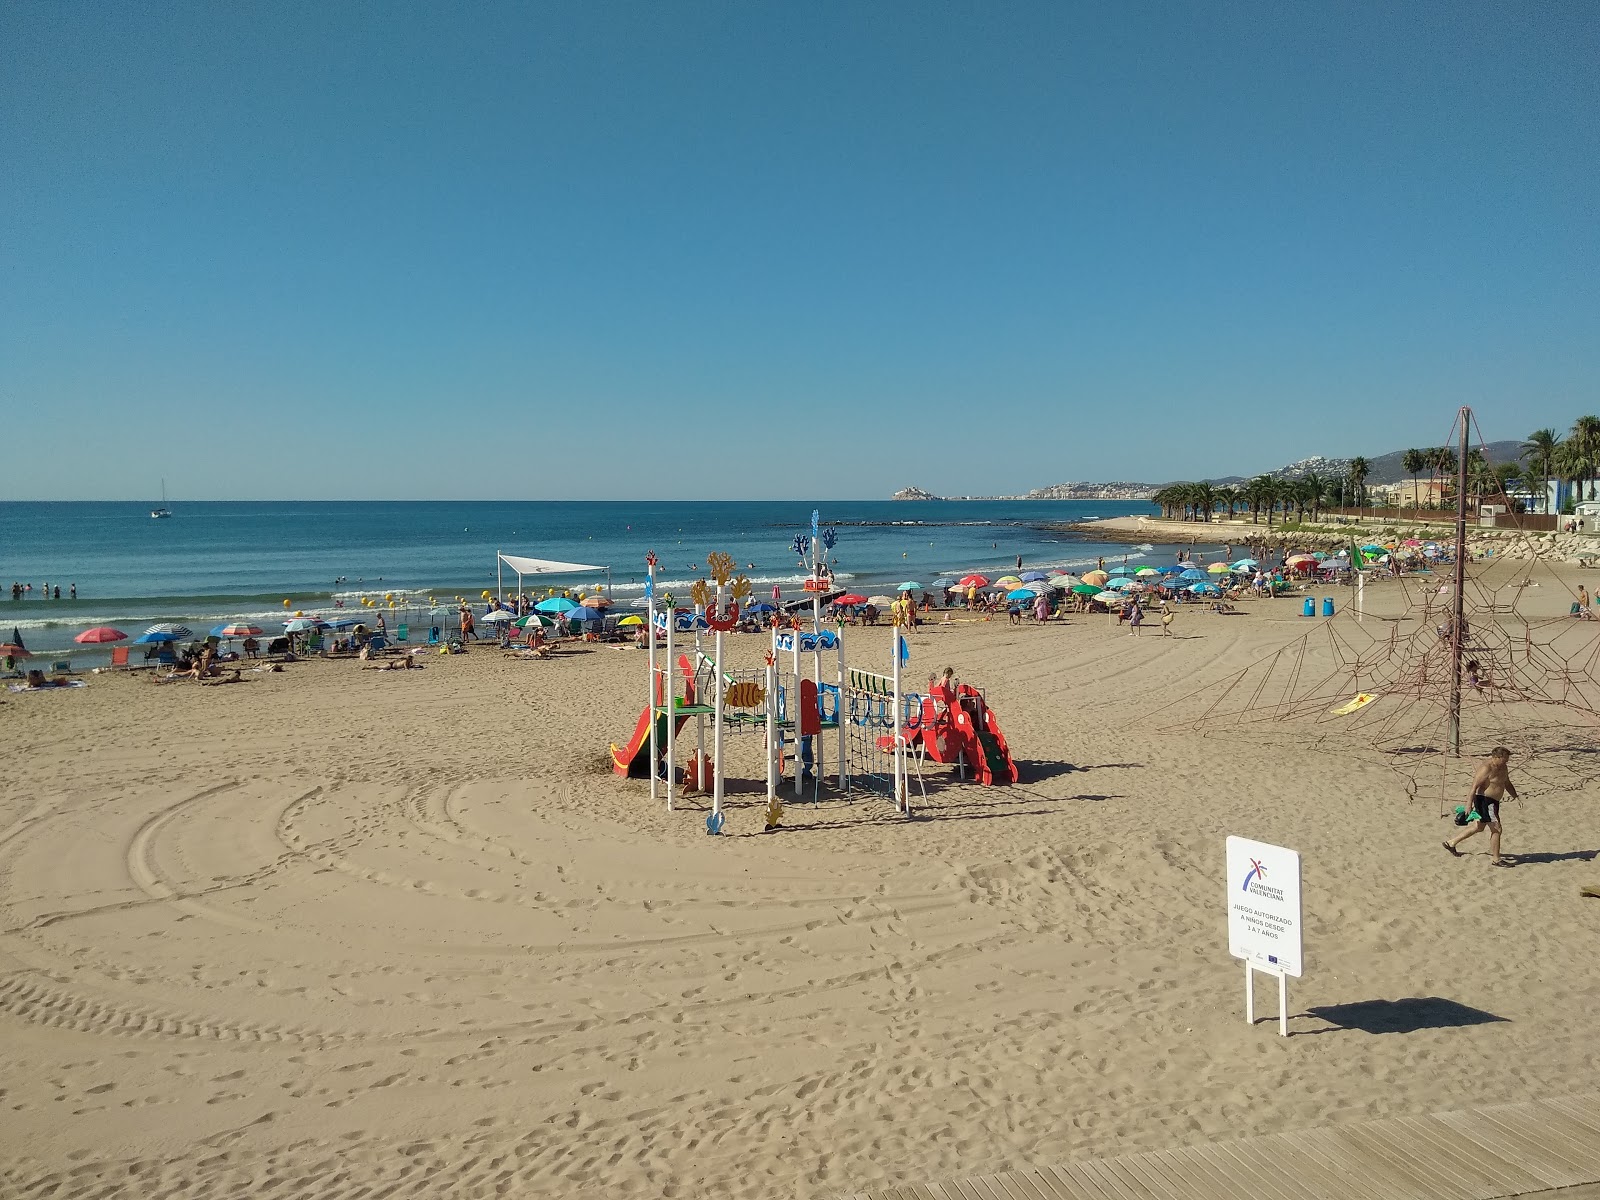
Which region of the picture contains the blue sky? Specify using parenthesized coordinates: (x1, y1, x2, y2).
(2, 2, 1596, 500)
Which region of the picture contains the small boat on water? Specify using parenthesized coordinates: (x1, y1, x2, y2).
(151, 479, 173, 519)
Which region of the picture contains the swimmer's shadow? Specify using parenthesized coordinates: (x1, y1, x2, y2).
(1302, 997, 1508, 1036)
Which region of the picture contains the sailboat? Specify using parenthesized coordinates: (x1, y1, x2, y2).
(151, 479, 173, 519)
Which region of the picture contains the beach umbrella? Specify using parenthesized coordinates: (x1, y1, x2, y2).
(1156, 563, 1186, 576)
(958, 574, 989, 587)
(74, 626, 128, 644)
(994, 576, 1023, 590)
(1082, 570, 1109, 586)
(1360, 544, 1386, 555)
(1071, 583, 1103, 596)
(283, 618, 328, 633)
(1207, 562, 1231, 574)
(1189, 582, 1222, 595)
(535, 597, 579, 614)
(143, 623, 193, 639)
(868, 595, 896, 606)
(217, 623, 263, 637)
(1179, 567, 1206, 579)
(9, 626, 26, 652)
(565, 606, 603, 622)
(629, 597, 653, 609)
(1006, 588, 1037, 600)
(1312, 551, 1328, 560)
(1105, 577, 1136, 591)
(586, 596, 614, 608)
(618, 614, 643, 626)
(514, 612, 557, 628)
(931, 578, 958, 589)
(1107, 565, 1135, 577)
(1020, 571, 1049, 583)
(747, 601, 776, 613)
(1230, 559, 1257, 571)
(327, 617, 364, 629)
(133, 630, 180, 644)
(835, 593, 868, 606)
(1320, 560, 1349, 571)
(480, 609, 516, 623)
(897, 581, 924, 591)
(1134, 567, 1161, 577)
(1286, 554, 1316, 565)
(1048, 574, 1079, 587)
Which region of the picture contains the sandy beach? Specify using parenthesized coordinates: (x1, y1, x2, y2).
(4, 556, 1599, 1198)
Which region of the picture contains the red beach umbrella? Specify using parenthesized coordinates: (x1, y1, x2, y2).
(218, 623, 264, 637)
(958, 574, 989, 587)
(75, 626, 129, 644)
(834, 593, 868, 606)
(0, 643, 30, 659)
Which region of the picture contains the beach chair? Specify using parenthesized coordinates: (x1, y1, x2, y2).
(51, 660, 73, 675)
(427, 626, 441, 646)
(156, 648, 177, 667)
(366, 634, 389, 653)
(109, 646, 131, 669)
(395, 623, 409, 643)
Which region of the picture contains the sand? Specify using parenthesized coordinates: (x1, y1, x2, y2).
(3, 562, 1599, 1198)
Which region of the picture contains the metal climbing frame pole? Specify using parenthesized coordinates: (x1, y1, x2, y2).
(664, 591, 676, 812)
(835, 632, 847, 790)
(647, 555, 658, 805)
(712, 593, 726, 825)
(765, 657, 778, 804)
(1448, 406, 1470, 757)
(891, 624, 905, 811)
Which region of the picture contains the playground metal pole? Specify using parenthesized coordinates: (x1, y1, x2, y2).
(765, 657, 777, 807)
(835, 635, 846, 790)
(892, 624, 905, 812)
(712, 589, 726, 825)
(1448, 406, 1470, 758)
(664, 598, 676, 812)
(647, 555, 658, 805)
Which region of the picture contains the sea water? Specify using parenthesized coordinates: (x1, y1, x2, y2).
(0, 498, 1202, 659)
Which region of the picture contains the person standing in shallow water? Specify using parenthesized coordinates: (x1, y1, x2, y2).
(1443, 746, 1520, 866)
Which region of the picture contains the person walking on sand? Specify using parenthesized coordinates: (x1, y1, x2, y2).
(1127, 598, 1143, 636)
(1443, 746, 1520, 866)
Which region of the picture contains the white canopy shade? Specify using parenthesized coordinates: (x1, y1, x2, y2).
(497, 553, 607, 576)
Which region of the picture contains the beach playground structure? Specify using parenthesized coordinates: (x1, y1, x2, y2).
(610, 534, 1020, 831)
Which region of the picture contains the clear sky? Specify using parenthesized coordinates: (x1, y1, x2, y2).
(3, 2, 1596, 500)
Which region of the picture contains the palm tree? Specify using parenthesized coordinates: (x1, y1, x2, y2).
(1433, 447, 1459, 508)
(1215, 486, 1240, 521)
(1246, 475, 1275, 524)
(1570, 415, 1600, 503)
(1151, 484, 1184, 520)
(1521, 428, 1561, 513)
(1300, 472, 1324, 522)
(1401, 448, 1425, 509)
(1347, 457, 1370, 517)
(1491, 462, 1522, 508)
(1192, 482, 1216, 523)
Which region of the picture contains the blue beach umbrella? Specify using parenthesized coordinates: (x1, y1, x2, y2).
(1230, 559, 1258, 571)
(1179, 569, 1207, 581)
(133, 630, 180, 644)
(1020, 571, 1049, 583)
(1158, 564, 1187, 576)
(535, 597, 579, 614)
(565, 606, 603, 622)
(1006, 588, 1036, 600)
(143, 623, 193, 638)
(1108, 565, 1135, 576)
(1105, 578, 1136, 591)
(747, 601, 776, 613)
(931, 578, 957, 589)
(896, 581, 924, 591)
(1189, 582, 1222, 595)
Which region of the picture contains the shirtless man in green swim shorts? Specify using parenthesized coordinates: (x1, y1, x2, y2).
(1443, 746, 1519, 866)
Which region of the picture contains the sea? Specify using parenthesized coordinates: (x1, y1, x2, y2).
(0, 499, 1201, 662)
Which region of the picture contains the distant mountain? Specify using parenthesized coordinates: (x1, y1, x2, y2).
(1362, 441, 1523, 485)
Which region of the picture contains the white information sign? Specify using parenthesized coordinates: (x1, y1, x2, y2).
(1226, 836, 1303, 977)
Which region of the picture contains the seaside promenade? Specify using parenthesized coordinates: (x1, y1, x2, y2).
(4, 547, 1597, 1198)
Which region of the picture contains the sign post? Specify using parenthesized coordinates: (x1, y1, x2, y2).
(1225, 836, 1302, 1037)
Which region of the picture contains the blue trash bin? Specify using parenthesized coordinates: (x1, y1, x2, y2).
(1302, 597, 1315, 617)
(1322, 597, 1335, 617)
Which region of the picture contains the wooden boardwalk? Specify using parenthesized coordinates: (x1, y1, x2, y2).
(841, 1093, 1600, 1200)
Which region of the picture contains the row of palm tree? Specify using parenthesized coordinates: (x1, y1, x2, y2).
(1519, 416, 1600, 513)
(1156, 415, 1600, 525)
(1152, 471, 1352, 527)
